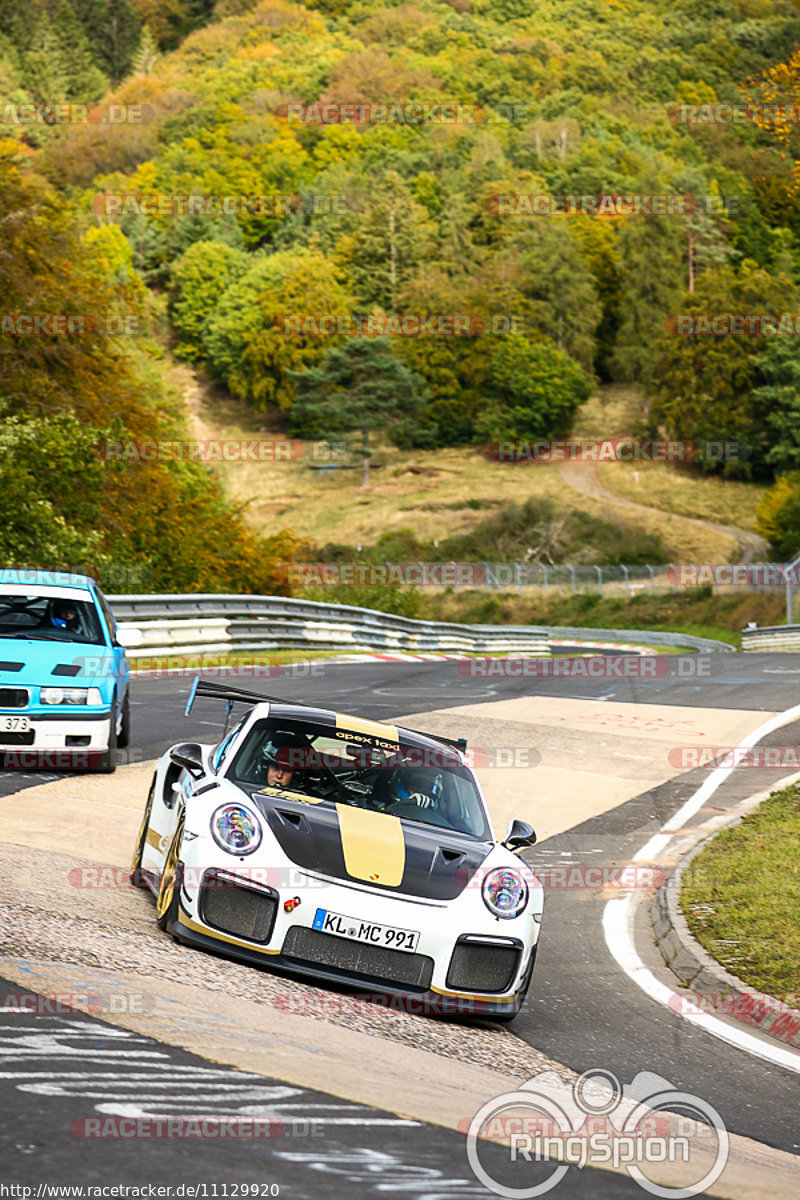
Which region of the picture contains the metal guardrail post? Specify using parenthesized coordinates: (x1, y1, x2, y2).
(646, 564, 655, 594)
(594, 565, 603, 597)
(567, 564, 576, 594)
(621, 564, 629, 597)
(668, 563, 678, 594)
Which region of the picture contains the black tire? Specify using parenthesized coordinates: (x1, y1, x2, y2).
(156, 813, 184, 931)
(117, 691, 131, 749)
(130, 774, 156, 887)
(97, 702, 118, 773)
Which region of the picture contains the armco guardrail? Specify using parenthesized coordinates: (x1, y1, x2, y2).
(549, 627, 736, 653)
(741, 625, 800, 651)
(107, 594, 551, 658)
(108, 595, 738, 659)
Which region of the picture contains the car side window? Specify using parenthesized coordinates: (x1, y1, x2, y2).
(211, 718, 247, 774)
(94, 588, 118, 644)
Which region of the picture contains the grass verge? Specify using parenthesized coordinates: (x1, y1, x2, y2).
(295, 584, 786, 647)
(680, 784, 800, 998)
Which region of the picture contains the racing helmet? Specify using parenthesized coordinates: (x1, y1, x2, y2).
(391, 768, 444, 808)
(51, 600, 79, 631)
(261, 732, 308, 775)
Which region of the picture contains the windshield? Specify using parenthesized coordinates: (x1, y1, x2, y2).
(230, 718, 492, 840)
(0, 593, 105, 645)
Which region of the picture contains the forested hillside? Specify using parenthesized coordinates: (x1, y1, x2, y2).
(5, 0, 800, 583)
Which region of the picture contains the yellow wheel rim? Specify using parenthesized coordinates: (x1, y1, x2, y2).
(156, 816, 183, 921)
(132, 780, 155, 874)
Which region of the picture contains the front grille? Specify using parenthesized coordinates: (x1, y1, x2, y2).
(446, 940, 521, 993)
(0, 688, 28, 709)
(281, 926, 434, 990)
(0, 732, 35, 746)
(200, 873, 277, 943)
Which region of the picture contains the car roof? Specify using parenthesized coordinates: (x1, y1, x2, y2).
(0, 570, 96, 590)
(247, 701, 467, 761)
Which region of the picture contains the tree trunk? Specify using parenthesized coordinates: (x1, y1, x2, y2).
(361, 427, 370, 487)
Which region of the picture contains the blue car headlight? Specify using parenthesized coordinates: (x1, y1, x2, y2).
(482, 867, 529, 919)
(211, 804, 262, 855)
(40, 687, 103, 705)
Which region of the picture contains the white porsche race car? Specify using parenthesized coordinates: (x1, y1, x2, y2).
(132, 679, 543, 1020)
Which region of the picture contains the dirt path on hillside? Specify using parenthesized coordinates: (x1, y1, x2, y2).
(559, 461, 768, 564)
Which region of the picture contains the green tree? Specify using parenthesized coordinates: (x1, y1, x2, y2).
(757, 339, 800, 472)
(171, 240, 247, 359)
(651, 262, 798, 477)
(756, 473, 800, 559)
(289, 337, 428, 485)
(476, 335, 592, 444)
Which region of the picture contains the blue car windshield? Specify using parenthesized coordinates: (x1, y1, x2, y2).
(0, 593, 105, 645)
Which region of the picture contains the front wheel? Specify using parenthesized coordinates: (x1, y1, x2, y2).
(117, 692, 131, 749)
(131, 774, 156, 887)
(156, 813, 184, 932)
(97, 705, 118, 773)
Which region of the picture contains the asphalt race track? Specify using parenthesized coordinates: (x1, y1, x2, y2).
(1, 653, 799, 1195)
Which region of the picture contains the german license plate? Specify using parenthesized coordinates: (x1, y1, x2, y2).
(313, 907, 420, 953)
(0, 716, 30, 732)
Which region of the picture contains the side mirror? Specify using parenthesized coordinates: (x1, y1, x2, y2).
(116, 624, 143, 649)
(502, 818, 537, 851)
(169, 742, 205, 780)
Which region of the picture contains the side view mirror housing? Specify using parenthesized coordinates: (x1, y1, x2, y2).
(169, 742, 205, 780)
(502, 818, 537, 852)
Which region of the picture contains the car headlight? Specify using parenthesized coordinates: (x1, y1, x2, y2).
(482, 867, 529, 919)
(210, 804, 262, 856)
(40, 687, 103, 705)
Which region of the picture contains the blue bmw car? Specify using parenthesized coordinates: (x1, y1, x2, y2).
(0, 570, 141, 772)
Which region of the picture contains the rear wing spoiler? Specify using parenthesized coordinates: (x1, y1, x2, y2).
(184, 676, 468, 751)
(185, 677, 286, 716)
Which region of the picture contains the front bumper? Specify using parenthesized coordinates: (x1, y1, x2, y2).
(0, 711, 112, 764)
(166, 852, 540, 1018)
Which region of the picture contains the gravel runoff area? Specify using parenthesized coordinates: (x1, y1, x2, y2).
(0, 840, 563, 1082)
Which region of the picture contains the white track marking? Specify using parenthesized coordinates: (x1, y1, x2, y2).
(604, 703, 800, 1073)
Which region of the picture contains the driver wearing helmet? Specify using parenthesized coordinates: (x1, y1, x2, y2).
(260, 734, 307, 790)
(390, 768, 444, 811)
(51, 600, 80, 632)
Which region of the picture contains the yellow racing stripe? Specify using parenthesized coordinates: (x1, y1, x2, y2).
(336, 803, 405, 887)
(334, 713, 399, 742)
